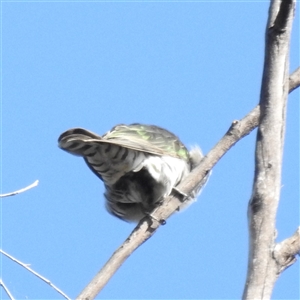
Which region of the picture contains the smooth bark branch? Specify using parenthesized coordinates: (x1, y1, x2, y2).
(77, 68, 299, 300)
(77, 219, 157, 300)
(77, 117, 261, 300)
(77, 103, 264, 299)
(289, 66, 300, 92)
(243, 1, 296, 299)
(273, 227, 300, 273)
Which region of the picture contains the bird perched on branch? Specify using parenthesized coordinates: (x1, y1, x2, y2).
(58, 124, 208, 222)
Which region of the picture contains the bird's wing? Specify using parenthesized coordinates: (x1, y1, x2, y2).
(58, 125, 190, 160)
(103, 124, 190, 160)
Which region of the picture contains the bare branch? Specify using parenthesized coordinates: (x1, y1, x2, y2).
(77, 219, 157, 299)
(0, 180, 39, 198)
(150, 63, 299, 224)
(289, 67, 300, 92)
(76, 106, 265, 299)
(273, 227, 300, 273)
(273, 0, 295, 31)
(77, 66, 299, 299)
(0, 279, 15, 300)
(0, 249, 71, 300)
(243, 0, 296, 299)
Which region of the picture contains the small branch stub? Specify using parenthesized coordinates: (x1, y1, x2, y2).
(273, 227, 300, 273)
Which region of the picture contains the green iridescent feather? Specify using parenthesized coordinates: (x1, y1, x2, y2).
(103, 124, 190, 161)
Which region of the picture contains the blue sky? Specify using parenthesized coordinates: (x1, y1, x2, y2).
(1, 2, 299, 299)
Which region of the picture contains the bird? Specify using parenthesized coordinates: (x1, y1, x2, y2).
(58, 123, 208, 222)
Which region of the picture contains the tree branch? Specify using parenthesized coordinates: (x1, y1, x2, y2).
(0, 180, 39, 198)
(243, 0, 296, 299)
(289, 66, 300, 92)
(77, 65, 299, 299)
(273, 227, 300, 273)
(76, 104, 263, 299)
(0, 279, 15, 300)
(0, 249, 70, 300)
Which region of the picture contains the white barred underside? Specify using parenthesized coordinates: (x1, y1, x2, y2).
(104, 155, 191, 222)
(59, 129, 206, 222)
(141, 155, 190, 197)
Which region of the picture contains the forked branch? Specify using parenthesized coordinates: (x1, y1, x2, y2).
(77, 64, 299, 299)
(243, 0, 296, 299)
(273, 227, 300, 273)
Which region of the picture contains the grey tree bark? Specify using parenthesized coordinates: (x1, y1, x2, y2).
(243, 0, 298, 299)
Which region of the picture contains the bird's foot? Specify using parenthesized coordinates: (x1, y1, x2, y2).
(147, 212, 166, 225)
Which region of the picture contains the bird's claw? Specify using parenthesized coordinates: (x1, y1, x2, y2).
(147, 213, 166, 225)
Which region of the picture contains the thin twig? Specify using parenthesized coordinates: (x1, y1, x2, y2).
(0, 180, 39, 198)
(0, 279, 15, 300)
(0, 249, 71, 300)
